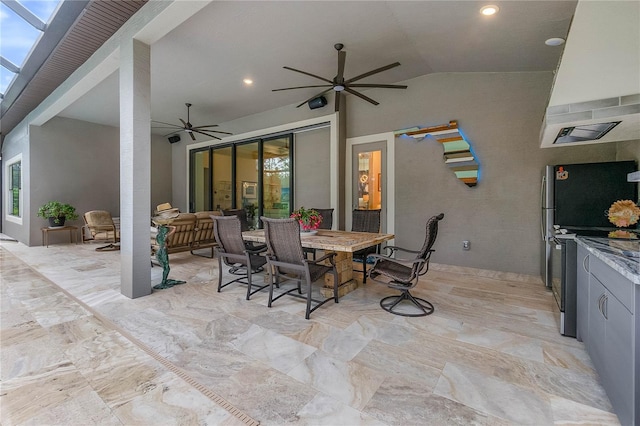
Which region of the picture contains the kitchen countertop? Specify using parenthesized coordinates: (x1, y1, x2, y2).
(576, 236, 640, 284)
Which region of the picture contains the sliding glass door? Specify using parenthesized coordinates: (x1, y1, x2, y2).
(189, 134, 293, 228)
(262, 136, 291, 220)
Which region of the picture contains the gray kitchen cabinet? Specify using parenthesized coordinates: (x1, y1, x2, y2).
(576, 245, 590, 343)
(586, 254, 636, 426)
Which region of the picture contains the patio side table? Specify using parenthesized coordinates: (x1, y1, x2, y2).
(41, 225, 78, 247)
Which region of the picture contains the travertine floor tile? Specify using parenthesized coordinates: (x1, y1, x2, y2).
(0, 241, 619, 425)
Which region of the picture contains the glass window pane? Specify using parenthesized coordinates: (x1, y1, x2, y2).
(9, 161, 21, 217)
(212, 146, 232, 210)
(190, 149, 210, 212)
(0, 3, 42, 66)
(21, 0, 62, 23)
(262, 137, 291, 219)
(236, 142, 259, 228)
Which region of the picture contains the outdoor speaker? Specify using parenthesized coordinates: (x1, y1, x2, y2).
(308, 96, 327, 110)
(168, 135, 181, 144)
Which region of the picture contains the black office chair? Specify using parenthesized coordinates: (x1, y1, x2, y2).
(351, 209, 381, 283)
(367, 213, 444, 317)
(212, 215, 268, 300)
(261, 217, 339, 319)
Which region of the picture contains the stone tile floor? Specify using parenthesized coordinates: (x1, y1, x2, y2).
(0, 239, 620, 425)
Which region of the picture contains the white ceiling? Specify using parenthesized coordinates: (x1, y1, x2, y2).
(58, 1, 577, 136)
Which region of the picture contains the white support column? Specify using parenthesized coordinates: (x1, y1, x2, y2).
(119, 38, 151, 298)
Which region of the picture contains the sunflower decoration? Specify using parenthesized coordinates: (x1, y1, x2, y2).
(607, 200, 640, 228)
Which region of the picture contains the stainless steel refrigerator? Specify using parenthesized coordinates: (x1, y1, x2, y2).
(540, 160, 637, 336)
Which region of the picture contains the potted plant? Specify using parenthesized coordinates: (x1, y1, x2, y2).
(290, 206, 323, 233)
(37, 201, 79, 227)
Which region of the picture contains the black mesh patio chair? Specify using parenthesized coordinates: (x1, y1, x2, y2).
(312, 208, 334, 230)
(261, 217, 339, 319)
(351, 209, 381, 283)
(303, 208, 334, 260)
(212, 215, 268, 300)
(367, 213, 444, 317)
(221, 208, 266, 251)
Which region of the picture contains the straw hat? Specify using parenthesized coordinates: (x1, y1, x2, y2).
(152, 202, 180, 224)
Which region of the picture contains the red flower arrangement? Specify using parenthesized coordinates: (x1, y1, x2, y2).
(291, 207, 323, 231)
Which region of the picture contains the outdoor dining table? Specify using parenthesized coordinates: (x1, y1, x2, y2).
(242, 229, 394, 297)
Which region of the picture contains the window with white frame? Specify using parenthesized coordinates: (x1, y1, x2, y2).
(5, 154, 23, 224)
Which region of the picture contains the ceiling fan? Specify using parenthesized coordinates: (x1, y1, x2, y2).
(272, 43, 407, 112)
(151, 103, 232, 141)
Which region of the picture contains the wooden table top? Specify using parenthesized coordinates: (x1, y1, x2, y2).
(242, 229, 394, 253)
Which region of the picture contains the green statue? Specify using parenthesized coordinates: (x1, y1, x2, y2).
(153, 224, 186, 290)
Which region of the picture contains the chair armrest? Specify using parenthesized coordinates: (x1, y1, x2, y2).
(384, 245, 420, 255)
(369, 253, 424, 267)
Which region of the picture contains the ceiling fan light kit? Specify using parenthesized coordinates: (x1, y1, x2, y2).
(151, 103, 232, 141)
(272, 43, 407, 112)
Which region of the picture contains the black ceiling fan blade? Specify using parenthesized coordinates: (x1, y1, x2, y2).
(162, 130, 182, 137)
(345, 87, 379, 105)
(193, 130, 221, 140)
(202, 129, 233, 135)
(346, 62, 401, 84)
(334, 92, 341, 112)
(179, 118, 190, 128)
(283, 66, 333, 84)
(336, 50, 346, 82)
(349, 83, 408, 89)
(191, 124, 220, 129)
(272, 84, 332, 92)
(187, 131, 196, 141)
(151, 120, 183, 128)
(295, 88, 334, 108)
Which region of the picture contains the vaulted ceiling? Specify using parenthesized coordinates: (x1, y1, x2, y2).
(3, 1, 578, 142)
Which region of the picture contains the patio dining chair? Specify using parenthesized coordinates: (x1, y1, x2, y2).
(261, 217, 339, 319)
(212, 215, 268, 300)
(367, 213, 444, 317)
(303, 207, 334, 260)
(221, 208, 266, 251)
(351, 209, 381, 283)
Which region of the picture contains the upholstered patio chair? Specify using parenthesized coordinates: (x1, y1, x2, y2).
(367, 213, 444, 317)
(351, 209, 381, 283)
(212, 215, 268, 300)
(261, 217, 339, 319)
(82, 210, 119, 245)
(190, 211, 221, 258)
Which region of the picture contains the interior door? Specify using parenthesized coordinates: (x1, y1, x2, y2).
(352, 142, 386, 232)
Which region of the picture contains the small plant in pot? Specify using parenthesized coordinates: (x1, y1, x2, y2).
(37, 201, 79, 227)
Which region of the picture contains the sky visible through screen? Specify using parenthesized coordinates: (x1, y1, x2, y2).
(0, 0, 61, 94)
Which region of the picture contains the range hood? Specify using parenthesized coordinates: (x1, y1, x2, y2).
(540, 1, 640, 148)
(540, 95, 639, 147)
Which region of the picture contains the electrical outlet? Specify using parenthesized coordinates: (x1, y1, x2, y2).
(462, 240, 470, 250)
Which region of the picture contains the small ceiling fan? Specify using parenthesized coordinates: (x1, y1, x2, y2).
(272, 43, 408, 112)
(151, 103, 232, 141)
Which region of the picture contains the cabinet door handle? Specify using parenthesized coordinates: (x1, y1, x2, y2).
(603, 295, 608, 320)
(582, 254, 589, 273)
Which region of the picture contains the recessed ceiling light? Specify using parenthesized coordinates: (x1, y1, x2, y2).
(545, 37, 565, 46)
(480, 5, 499, 16)
(243, 78, 253, 85)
